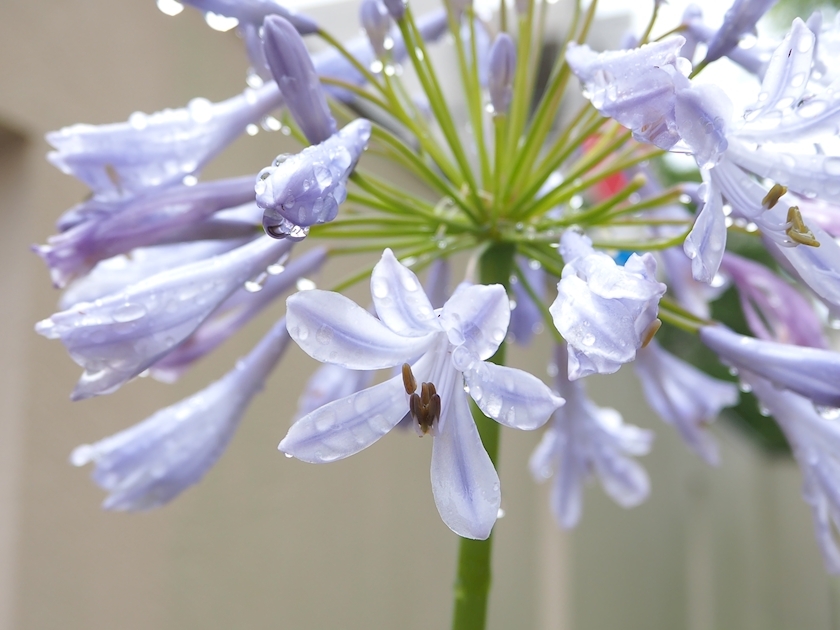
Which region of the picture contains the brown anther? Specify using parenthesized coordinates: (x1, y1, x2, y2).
(401, 363, 417, 396)
(761, 183, 787, 209)
(410, 381, 441, 435)
(786, 206, 821, 247)
(641, 318, 662, 348)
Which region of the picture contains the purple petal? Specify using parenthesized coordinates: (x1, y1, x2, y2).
(430, 386, 501, 540)
(285, 289, 436, 369)
(439, 283, 510, 361)
(371, 248, 440, 337)
(683, 175, 727, 283)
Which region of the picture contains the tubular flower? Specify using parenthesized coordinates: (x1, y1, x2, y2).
(280, 249, 562, 539)
(633, 340, 738, 465)
(36, 236, 292, 400)
(530, 344, 653, 528)
(71, 317, 291, 511)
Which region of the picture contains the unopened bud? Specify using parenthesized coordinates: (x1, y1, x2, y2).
(488, 33, 516, 114)
(360, 0, 391, 56)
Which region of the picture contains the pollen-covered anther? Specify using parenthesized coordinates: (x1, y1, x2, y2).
(785, 206, 820, 247)
(761, 183, 788, 210)
(641, 318, 662, 348)
(409, 381, 441, 436)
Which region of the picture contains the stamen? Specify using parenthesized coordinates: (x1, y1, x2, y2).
(761, 184, 787, 209)
(409, 381, 441, 435)
(401, 362, 417, 395)
(785, 206, 820, 247)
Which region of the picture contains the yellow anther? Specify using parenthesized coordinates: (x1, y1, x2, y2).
(761, 184, 787, 209)
(786, 206, 821, 247)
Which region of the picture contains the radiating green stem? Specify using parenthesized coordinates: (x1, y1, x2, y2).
(450, 242, 515, 630)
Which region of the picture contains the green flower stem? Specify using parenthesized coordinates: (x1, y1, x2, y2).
(451, 242, 516, 630)
(499, 7, 536, 206)
(658, 303, 706, 334)
(316, 29, 390, 98)
(659, 297, 712, 326)
(490, 114, 508, 218)
(589, 227, 690, 251)
(399, 9, 483, 208)
(638, 0, 661, 45)
(447, 5, 492, 188)
(518, 242, 566, 277)
(604, 187, 685, 219)
(559, 173, 648, 226)
(368, 125, 470, 209)
(318, 76, 393, 112)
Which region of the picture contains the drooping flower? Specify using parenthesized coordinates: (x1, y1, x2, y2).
(359, 0, 392, 57)
(720, 252, 828, 348)
(633, 340, 738, 464)
(702, 0, 780, 64)
(280, 248, 563, 539)
(180, 0, 319, 35)
(256, 118, 372, 239)
(550, 230, 666, 380)
(35, 175, 257, 288)
(700, 325, 840, 407)
(71, 316, 291, 511)
(741, 371, 840, 573)
(530, 344, 653, 528)
(46, 84, 282, 202)
(150, 246, 327, 382)
(36, 235, 292, 400)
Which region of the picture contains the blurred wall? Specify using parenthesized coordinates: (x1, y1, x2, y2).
(0, 2, 835, 630)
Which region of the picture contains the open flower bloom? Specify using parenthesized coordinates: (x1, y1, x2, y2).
(71, 317, 291, 511)
(550, 230, 666, 379)
(530, 344, 653, 528)
(280, 248, 563, 539)
(633, 340, 738, 465)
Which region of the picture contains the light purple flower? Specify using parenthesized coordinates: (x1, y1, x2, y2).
(256, 118, 371, 238)
(720, 252, 828, 348)
(703, 0, 780, 64)
(36, 236, 292, 400)
(35, 175, 257, 288)
(70, 317, 290, 511)
(58, 239, 249, 309)
(263, 16, 337, 145)
(633, 340, 738, 465)
(295, 363, 376, 421)
(742, 371, 840, 574)
(550, 231, 666, 380)
(566, 37, 690, 149)
(700, 325, 840, 407)
(280, 249, 562, 539)
(150, 246, 327, 382)
(47, 84, 282, 202)
(487, 34, 516, 115)
(382, 0, 405, 21)
(530, 344, 653, 528)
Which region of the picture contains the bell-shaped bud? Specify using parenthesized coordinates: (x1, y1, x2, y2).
(263, 15, 337, 144)
(487, 33, 516, 114)
(256, 119, 371, 237)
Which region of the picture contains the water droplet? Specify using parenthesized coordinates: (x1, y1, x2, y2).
(497, 508, 506, 518)
(316, 325, 334, 345)
(70, 444, 95, 466)
(246, 123, 259, 136)
(815, 405, 840, 420)
(205, 11, 238, 31)
(581, 333, 595, 346)
(156, 0, 184, 15)
(112, 303, 147, 323)
(372, 279, 389, 299)
(182, 174, 198, 186)
(128, 111, 148, 130)
(262, 116, 281, 131)
(284, 452, 293, 459)
(267, 263, 285, 275)
(188, 97, 213, 124)
(296, 278, 316, 291)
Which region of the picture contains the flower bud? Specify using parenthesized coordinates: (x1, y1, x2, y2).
(360, 0, 391, 56)
(382, 0, 405, 21)
(487, 33, 516, 114)
(263, 15, 337, 144)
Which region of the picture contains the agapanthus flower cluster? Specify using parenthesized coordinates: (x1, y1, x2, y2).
(33, 0, 840, 622)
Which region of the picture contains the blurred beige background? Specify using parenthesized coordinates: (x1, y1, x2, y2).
(0, 2, 836, 629)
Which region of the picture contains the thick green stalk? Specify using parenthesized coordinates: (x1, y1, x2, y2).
(450, 242, 516, 630)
